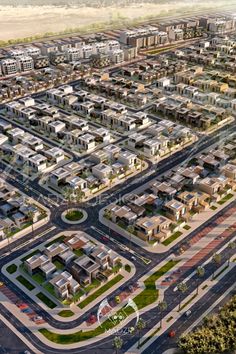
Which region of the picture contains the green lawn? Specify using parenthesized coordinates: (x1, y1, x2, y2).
(58, 310, 74, 318)
(65, 210, 83, 221)
(6, 264, 17, 274)
(78, 274, 123, 309)
(32, 272, 45, 285)
(84, 279, 101, 294)
(218, 193, 234, 205)
(40, 260, 179, 344)
(53, 260, 64, 270)
(134, 260, 179, 309)
(124, 264, 131, 273)
(43, 282, 57, 297)
(73, 249, 84, 257)
(162, 231, 183, 246)
(210, 205, 218, 211)
(16, 275, 35, 291)
(36, 292, 57, 309)
(183, 225, 191, 231)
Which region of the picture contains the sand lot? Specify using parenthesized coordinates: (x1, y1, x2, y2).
(0, 1, 236, 40)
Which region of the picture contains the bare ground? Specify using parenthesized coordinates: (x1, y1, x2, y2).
(0, 1, 236, 41)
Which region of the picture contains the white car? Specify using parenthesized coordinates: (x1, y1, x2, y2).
(185, 310, 192, 317)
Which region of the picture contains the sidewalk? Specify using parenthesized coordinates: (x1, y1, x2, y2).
(2, 230, 135, 323)
(127, 259, 236, 353)
(0, 233, 235, 350)
(100, 192, 236, 253)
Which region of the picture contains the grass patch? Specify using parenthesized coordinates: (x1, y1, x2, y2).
(53, 260, 65, 270)
(40, 260, 179, 344)
(178, 293, 197, 312)
(32, 272, 45, 285)
(43, 282, 57, 297)
(84, 279, 101, 294)
(138, 326, 161, 348)
(6, 264, 17, 274)
(210, 205, 218, 211)
(183, 225, 191, 231)
(212, 265, 229, 280)
(16, 275, 35, 291)
(124, 264, 131, 273)
(162, 231, 183, 246)
(166, 316, 173, 323)
(133, 260, 179, 309)
(218, 193, 234, 205)
(65, 210, 83, 221)
(36, 292, 57, 309)
(202, 284, 208, 290)
(78, 274, 123, 309)
(73, 248, 84, 257)
(58, 310, 74, 318)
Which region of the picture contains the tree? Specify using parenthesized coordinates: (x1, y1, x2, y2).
(127, 225, 134, 251)
(158, 300, 167, 328)
(136, 318, 146, 347)
(196, 266, 205, 295)
(108, 172, 116, 187)
(28, 210, 35, 237)
(227, 241, 236, 266)
(177, 282, 188, 311)
(63, 186, 74, 204)
(75, 188, 85, 204)
(139, 154, 144, 172)
(123, 165, 129, 180)
(212, 253, 222, 279)
(3, 227, 11, 253)
(113, 336, 123, 354)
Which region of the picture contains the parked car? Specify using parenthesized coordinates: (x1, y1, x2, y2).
(168, 330, 176, 338)
(185, 310, 192, 317)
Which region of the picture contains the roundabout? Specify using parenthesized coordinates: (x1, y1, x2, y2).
(61, 208, 88, 225)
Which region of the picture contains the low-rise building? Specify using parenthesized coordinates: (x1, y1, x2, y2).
(163, 199, 188, 221)
(50, 271, 80, 299)
(135, 215, 171, 242)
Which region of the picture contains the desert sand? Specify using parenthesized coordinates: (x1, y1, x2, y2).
(0, 1, 235, 41)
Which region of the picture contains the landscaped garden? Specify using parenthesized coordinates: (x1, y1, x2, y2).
(6, 264, 17, 274)
(78, 274, 123, 309)
(162, 231, 183, 246)
(39, 260, 179, 344)
(36, 292, 57, 309)
(58, 310, 74, 318)
(65, 209, 83, 221)
(218, 193, 234, 205)
(16, 275, 35, 291)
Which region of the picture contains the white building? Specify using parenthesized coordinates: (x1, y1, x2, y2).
(1, 58, 18, 75)
(17, 56, 34, 72)
(109, 49, 124, 64)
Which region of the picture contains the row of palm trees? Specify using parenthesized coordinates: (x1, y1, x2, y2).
(112, 243, 236, 352)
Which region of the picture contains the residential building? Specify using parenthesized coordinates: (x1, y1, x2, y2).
(163, 199, 188, 221)
(135, 215, 171, 242)
(50, 271, 80, 299)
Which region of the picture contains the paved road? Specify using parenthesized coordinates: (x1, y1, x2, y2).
(0, 106, 234, 351)
(0, 319, 31, 354)
(142, 267, 236, 354)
